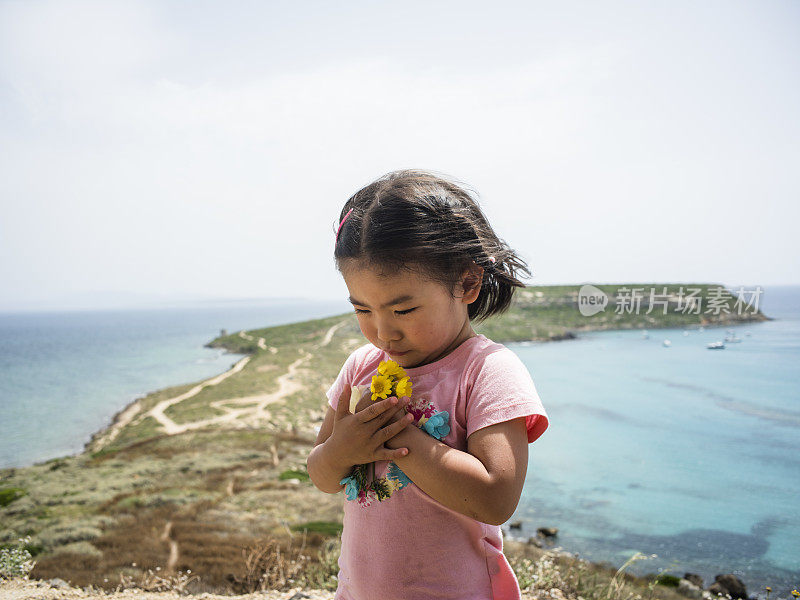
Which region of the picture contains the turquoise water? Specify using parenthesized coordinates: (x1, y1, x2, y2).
(0, 298, 349, 470)
(511, 286, 800, 597)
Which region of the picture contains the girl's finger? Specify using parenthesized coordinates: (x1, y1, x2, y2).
(334, 386, 352, 420)
(377, 447, 409, 461)
(374, 401, 406, 427)
(356, 396, 398, 423)
(377, 412, 415, 442)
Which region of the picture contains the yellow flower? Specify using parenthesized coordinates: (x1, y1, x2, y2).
(370, 374, 393, 401)
(394, 376, 413, 398)
(790, 590, 799, 598)
(378, 359, 406, 380)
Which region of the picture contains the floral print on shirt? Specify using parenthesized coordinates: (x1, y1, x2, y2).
(340, 461, 410, 507)
(406, 394, 440, 423)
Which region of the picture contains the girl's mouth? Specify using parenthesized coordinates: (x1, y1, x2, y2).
(387, 349, 408, 357)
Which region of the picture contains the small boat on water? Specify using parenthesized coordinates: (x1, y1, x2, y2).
(712, 329, 743, 343)
(663, 339, 671, 347)
(707, 341, 725, 350)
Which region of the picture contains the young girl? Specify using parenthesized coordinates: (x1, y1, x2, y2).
(306, 169, 549, 600)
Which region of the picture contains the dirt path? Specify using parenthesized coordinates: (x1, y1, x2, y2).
(0, 578, 337, 599)
(0, 577, 548, 600)
(90, 400, 143, 451)
(159, 521, 179, 573)
(103, 322, 349, 440)
(135, 354, 252, 436)
(89, 321, 347, 451)
(319, 322, 343, 347)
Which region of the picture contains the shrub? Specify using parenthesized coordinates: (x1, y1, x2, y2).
(0, 536, 37, 579)
(0, 487, 25, 507)
(279, 469, 310, 481)
(290, 521, 342, 536)
(654, 573, 681, 587)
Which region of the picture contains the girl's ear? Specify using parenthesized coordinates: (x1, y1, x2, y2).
(458, 264, 484, 304)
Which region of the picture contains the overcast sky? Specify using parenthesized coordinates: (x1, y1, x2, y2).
(1, 0, 798, 312)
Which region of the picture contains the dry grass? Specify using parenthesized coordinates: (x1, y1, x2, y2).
(504, 539, 690, 600)
(21, 533, 697, 600)
(117, 567, 200, 594)
(27, 494, 341, 595)
(230, 531, 320, 593)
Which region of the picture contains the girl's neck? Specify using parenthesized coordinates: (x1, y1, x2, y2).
(423, 317, 477, 367)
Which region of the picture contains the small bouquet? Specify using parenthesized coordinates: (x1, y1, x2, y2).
(340, 359, 413, 507)
(347, 359, 413, 413)
(372, 359, 413, 400)
(339, 359, 451, 507)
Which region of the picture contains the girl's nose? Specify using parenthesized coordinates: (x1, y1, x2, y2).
(375, 318, 401, 343)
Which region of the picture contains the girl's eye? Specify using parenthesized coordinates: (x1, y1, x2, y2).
(353, 307, 416, 315)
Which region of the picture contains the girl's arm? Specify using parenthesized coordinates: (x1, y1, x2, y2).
(387, 416, 529, 526)
(307, 405, 352, 494)
(307, 440, 354, 494)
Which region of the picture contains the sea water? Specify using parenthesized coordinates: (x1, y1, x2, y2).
(511, 286, 800, 596)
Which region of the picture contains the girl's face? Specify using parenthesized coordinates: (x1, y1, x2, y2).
(341, 260, 482, 369)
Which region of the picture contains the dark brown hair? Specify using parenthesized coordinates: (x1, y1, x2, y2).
(334, 169, 531, 322)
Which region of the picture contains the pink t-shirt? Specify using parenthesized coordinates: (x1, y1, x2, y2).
(325, 334, 549, 600)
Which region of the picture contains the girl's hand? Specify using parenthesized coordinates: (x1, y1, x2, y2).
(352, 391, 375, 415)
(382, 399, 411, 425)
(352, 392, 408, 416)
(327, 386, 414, 466)
(383, 402, 416, 449)
(354, 393, 412, 428)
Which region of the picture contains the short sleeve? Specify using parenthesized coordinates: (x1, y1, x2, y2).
(326, 344, 372, 411)
(465, 347, 549, 444)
